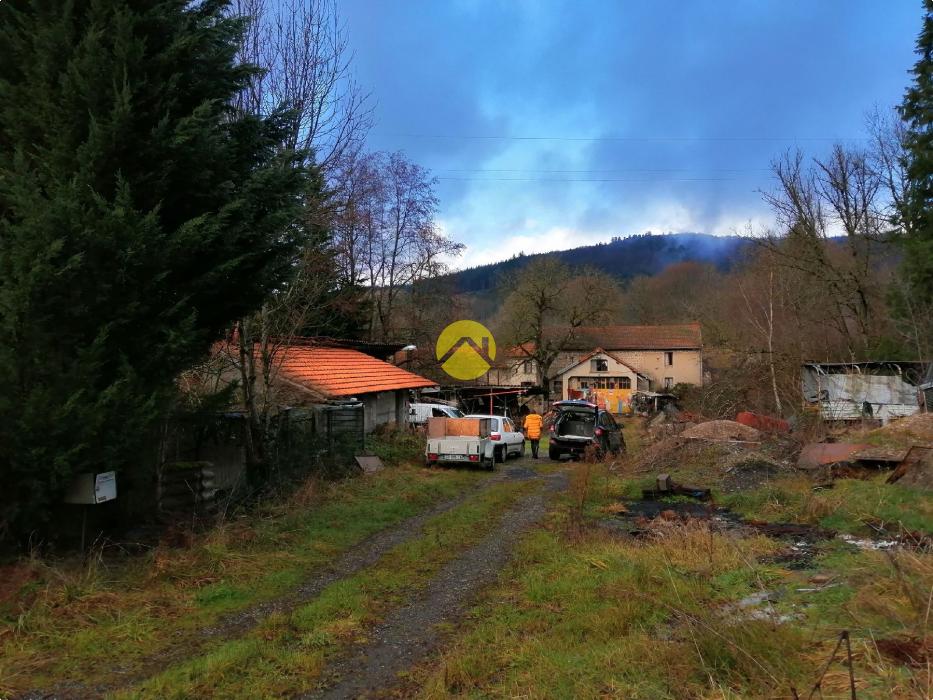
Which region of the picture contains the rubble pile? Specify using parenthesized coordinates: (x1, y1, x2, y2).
(681, 420, 761, 442)
(870, 412, 933, 444)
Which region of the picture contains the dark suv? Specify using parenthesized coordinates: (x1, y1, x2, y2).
(547, 400, 625, 460)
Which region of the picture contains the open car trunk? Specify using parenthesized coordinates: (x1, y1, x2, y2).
(554, 408, 597, 441)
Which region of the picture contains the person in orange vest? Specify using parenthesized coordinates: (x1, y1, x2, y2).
(523, 407, 543, 459)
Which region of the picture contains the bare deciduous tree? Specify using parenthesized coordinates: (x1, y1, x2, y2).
(760, 146, 888, 355)
(220, 0, 375, 471)
(497, 258, 617, 399)
(232, 0, 372, 174)
(334, 151, 464, 340)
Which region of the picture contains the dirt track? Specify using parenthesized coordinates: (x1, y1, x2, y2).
(306, 465, 567, 699)
(20, 460, 565, 700)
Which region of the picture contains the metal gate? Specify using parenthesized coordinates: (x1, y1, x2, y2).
(324, 400, 365, 452)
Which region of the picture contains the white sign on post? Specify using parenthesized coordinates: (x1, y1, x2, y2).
(94, 471, 117, 504)
(64, 471, 118, 505)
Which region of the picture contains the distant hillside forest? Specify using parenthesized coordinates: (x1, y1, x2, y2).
(446, 233, 752, 293)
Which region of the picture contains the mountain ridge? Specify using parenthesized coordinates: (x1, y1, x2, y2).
(445, 232, 753, 294)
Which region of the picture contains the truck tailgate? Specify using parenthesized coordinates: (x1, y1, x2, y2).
(427, 437, 487, 462)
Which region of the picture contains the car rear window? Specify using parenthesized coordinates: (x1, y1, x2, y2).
(560, 406, 597, 416)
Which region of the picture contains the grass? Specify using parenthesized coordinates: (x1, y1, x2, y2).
(402, 422, 932, 700)
(5, 417, 930, 698)
(117, 477, 539, 699)
(409, 522, 809, 699)
(0, 463, 488, 696)
(719, 475, 933, 536)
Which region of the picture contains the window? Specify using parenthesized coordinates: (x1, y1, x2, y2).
(504, 419, 515, 431)
(552, 379, 562, 394)
(432, 407, 447, 417)
(664, 352, 674, 367)
(522, 360, 533, 373)
(591, 358, 609, 372)
(621, 377, 631, 389)
(664, 377, 674, 389)
(580, 380, 589, 388)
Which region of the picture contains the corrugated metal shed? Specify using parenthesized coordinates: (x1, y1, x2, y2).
(802, 362, 927, 423)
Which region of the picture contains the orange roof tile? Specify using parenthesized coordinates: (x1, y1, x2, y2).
(273, 345, 436, 398)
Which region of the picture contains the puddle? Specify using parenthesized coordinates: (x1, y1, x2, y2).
(837, 534, 900, 551)
(602, 498, 927, 558)
(504, 466, 537, 480)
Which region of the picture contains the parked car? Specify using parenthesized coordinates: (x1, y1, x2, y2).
(548, 400, 625, 460)
(409, 402, 464, 425)
(464, 414, 525, 462)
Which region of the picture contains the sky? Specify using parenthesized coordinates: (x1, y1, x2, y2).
(341, 0, 922, 269)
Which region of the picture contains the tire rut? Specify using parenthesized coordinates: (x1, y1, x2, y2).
(303, 469, 568, 699)
(21, 472, 510, 700)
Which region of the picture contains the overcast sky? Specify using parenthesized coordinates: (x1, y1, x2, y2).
(341, 1, 921, 269)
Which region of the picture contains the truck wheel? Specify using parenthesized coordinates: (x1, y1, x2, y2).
(483, 457, 495, 471)
(549, 447, 561, 461)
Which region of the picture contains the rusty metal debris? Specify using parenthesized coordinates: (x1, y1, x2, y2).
(798, 442, 870, 470)
(886, 445, 933, 485)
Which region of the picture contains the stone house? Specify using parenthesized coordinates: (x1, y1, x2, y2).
(551, 348, 651, 413)
(552, 323, 704, 393)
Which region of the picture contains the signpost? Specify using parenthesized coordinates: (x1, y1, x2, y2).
(64, 471, 118, 551)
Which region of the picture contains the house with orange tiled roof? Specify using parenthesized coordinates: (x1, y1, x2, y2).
(212, 338, 437, 433)
(272, 344, 436, 431)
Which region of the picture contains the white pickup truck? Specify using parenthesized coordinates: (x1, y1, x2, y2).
(425, 416, 496, 470)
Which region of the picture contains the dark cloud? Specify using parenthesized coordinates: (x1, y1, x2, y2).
(341, 0, 921, 261)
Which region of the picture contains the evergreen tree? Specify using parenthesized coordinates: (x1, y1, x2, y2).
(899, 0, 933, 320)
(0, 0, 308, 544)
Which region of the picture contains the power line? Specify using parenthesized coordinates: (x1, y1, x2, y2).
(436, 167, 772, 174)
(387, 133, 867, 143)
(435, 176, 773, 183)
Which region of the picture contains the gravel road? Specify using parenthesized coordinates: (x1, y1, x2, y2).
(21, 462, 565, 700)
(305, 466, 567, 699)
(20, 473, 503, 700)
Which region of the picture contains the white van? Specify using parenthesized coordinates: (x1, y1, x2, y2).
(409, 402, 464, 425)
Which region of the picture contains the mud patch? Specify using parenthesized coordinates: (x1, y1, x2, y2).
(876, 636, 933, 667)
(721, 453, 787, 491)
(505, 466, 537, 480)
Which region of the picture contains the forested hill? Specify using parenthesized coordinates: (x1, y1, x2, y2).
(447, 232, 752, 293)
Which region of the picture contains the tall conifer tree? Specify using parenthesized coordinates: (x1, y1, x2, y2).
(900, 0, 933, 309)
(0, 0, 308, 542)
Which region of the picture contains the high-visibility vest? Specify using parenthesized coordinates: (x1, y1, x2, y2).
(523, 414, 543, 439)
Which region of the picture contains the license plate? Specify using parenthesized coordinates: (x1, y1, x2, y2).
(442, 454, 468, 461)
